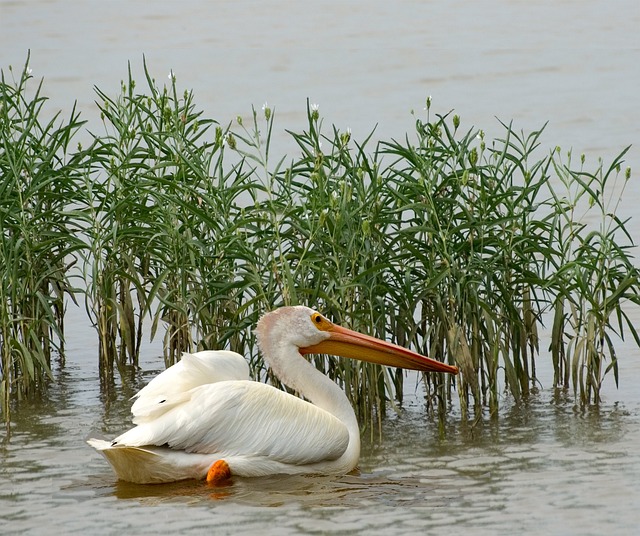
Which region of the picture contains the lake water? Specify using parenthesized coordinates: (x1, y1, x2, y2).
(1, 0, 640, 534)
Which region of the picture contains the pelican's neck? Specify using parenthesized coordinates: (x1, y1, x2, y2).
(269, 342, 358, 428)
(256, 308, 361, 472)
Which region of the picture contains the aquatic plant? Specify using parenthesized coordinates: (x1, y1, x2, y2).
(82, 61, 259, 382)
(1, 56, 638, 425)
(0, 54, 85, 422)
(380, 114, 549, 417)
(546, 148, 639, 404)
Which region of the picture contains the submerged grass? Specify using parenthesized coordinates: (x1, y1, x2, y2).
(1, 56, 639, 425)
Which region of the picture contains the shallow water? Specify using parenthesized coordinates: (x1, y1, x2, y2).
(3, 335, 640, 535)
(1, 0, 640, 534)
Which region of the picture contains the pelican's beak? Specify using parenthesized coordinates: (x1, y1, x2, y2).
(300, 323, 458, 375)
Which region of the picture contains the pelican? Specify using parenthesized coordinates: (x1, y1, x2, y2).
(88, 306, 458, 484)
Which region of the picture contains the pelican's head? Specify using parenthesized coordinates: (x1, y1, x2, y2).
(257, 306, 458, 375)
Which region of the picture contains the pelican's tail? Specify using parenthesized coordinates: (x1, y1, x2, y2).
(87, 439, 215, 484)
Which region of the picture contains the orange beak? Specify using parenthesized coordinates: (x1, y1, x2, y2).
(300, 323, 458, 375)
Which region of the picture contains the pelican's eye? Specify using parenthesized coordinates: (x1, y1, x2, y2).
(310, 312, 332, 331)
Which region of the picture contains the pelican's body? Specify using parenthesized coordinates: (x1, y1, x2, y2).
(88, 306, 458, 483)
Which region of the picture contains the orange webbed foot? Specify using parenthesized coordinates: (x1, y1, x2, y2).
(206, 459, 232, 486)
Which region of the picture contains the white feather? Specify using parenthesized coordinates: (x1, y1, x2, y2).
(116, 381, 349, 464)
(130, 351, 249, 424)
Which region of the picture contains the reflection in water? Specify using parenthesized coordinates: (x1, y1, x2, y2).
(106, 472, 446, 508)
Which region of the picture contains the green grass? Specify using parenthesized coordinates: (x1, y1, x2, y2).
(1, 56, 639, 425)
(0, 53, 85, 423)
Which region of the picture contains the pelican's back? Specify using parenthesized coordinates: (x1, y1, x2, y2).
(131, 351, 250, 424)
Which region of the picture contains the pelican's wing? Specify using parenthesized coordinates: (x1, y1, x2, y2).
(115, 380, 350, 466)
(131, 351, 250, 424)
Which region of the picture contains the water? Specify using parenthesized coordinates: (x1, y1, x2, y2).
(3, 344, 640, 535)
(1, 0, 640, 534)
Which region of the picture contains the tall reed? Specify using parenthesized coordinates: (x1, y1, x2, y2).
(82, 65, 157, 380)
(546, 147, 639, 404)
(81, 61, 259, 380)
(2, 56, 638, 425)
(0, 54, 85, 422)
(380, 112, 555, 417)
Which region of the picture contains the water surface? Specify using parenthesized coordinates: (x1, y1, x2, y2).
(3, 344, 640, 534)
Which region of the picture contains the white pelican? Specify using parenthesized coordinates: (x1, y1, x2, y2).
(88, 306, 458, 484)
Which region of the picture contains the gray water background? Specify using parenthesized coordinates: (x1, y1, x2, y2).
(1, 1, 640, 534)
